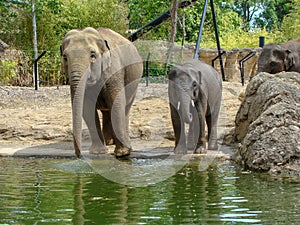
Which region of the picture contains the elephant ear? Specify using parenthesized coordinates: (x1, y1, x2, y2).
(284, 50, 295, 71)
(198, 71, 202, 84)
(168, 67, 178, 79)
(60, 45, 68, 75)
(97, 38, 111, 75)
(97, 38, 110, 52)
(191, 71, 201, 99)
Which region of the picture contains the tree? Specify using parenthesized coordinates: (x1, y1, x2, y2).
(167, 0, 179, 64)
(256, 0, 293, 31)
(280, 0, 300, 40)
(127, 0, 172, 40)
(0, 0, 129, 85)
(225, 0, 292, 31)
(232, 0, 262, 29)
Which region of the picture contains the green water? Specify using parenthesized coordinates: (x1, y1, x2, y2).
(0, 157, 300, 224)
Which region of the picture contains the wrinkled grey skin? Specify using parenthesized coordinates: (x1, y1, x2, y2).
(168, 59, 222, 154)
(257, 38, 300, 74)
(61, 27, 143, 157)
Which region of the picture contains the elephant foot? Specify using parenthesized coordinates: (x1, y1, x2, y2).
(187, 142, 196, 151)
(74, 145, 82, 158)
(208, 141, 218, 150)
(114, 146, 131, 157)
(89, 144, 108, 155)
(174, 145, 187, 154)
(194, 146, 207, 154)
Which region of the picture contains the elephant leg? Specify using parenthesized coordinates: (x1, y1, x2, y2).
(102, 111, 115, 145)
(110, 85, 132, 157)
(194, 105, 207, 154)
(125, 86, 137, 137)
(207, 112, 219, 150)
(83, 100, 107, 154)
(170, 104, 187, 154)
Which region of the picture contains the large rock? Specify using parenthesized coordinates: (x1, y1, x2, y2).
(235, 72, 300, 171)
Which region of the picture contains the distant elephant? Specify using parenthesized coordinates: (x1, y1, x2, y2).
(60, 27, 143, 157)
(257, 38, 300, 74)
(168, 59, 222, 154)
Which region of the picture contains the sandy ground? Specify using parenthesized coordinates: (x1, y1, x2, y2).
(0, 82, 245, 155)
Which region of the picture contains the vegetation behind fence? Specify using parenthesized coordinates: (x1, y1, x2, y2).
(0, 49, 174, 86)
(1, 0, 299, 87)
(0, 44, 261, 87)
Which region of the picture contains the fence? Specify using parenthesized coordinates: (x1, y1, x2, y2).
(0, 49, 63, 86)
(0, 44, 261, 87)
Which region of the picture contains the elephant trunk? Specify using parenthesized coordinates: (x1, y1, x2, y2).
(178, 93, 193, 124)
(71, 66, 89, 157)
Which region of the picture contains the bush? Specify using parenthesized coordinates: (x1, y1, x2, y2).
(0, 60, 18, 85)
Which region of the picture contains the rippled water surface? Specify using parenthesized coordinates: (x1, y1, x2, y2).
(1, 157, 300, 224)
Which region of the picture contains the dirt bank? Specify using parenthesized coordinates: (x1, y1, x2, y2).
(0, 82, 245, 153)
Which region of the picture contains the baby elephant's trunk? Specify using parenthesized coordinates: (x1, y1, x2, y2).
(178, 94, 194, 124)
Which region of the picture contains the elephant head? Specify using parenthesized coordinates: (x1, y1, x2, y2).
(257, 44, 294, 74)
(168, 65, 201, 124)
(60, 27, 111, 157)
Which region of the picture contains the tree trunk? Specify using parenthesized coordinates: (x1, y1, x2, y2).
(166, 0, 178, 73)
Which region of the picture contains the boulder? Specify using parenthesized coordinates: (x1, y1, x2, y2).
(235, 72, 300, 171)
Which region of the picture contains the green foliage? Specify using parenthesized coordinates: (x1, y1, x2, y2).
(128, 0, 172, 40)
(147, 62, 166, 77)
(231, 0, 262, 29)
(0, 0, 297, 86)
(38, 50, 67, 85)
(57, 0, 128, 36)
(280, 0, 300, 40)
(220, 29, 278, 49)
(0, 60, 18, 85)
(0, 0, 129, 85)
(254, 0, 293, 31)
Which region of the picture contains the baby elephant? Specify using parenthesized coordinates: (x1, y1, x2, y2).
(168, 59, 222, 154)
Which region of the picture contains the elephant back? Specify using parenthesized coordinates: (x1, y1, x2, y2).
(96, 28, 132, 50)
(186, 59, 222, 88)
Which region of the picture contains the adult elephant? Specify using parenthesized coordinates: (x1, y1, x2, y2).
(257, 38, 300, 74)
(168, 59, 222, 154)
(60, 27, 143, 158)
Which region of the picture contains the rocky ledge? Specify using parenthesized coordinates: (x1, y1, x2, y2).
(235, 72, 300, 175)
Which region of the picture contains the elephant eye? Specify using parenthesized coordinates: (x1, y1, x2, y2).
(192, 81, 198, 98)
(192, 80, 197, 88)
(193, 90, 197, 98)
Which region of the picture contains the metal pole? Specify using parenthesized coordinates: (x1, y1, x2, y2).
(128, 0, 197, 42)
(145, 52, 151, 86)
(32, 0, 38, 88)
(193, 0, 208, 59)
(211, 51, 225, 68)
(239, 51, 255, 86)
(34, 50, 47, 90)
(129, 11, 171, 42)
(259, 36, 265, 47)
(210, 0, 226, 81)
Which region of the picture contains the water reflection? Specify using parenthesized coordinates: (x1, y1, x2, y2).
(0, 158, 300, 224)
(69, 161, 261, 224)
(235, 172, 300, 224)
